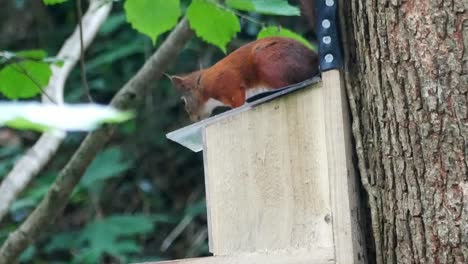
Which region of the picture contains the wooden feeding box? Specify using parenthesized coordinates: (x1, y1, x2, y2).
(159, 71, 366, 264)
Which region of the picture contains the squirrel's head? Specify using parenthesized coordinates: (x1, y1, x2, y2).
(169, 71, 208, 122)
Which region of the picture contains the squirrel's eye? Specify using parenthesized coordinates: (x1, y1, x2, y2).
(180, 97, 187, 105)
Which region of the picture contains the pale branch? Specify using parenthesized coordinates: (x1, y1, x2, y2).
(0, 18, 193, 264)
(0, 0, 112, 222)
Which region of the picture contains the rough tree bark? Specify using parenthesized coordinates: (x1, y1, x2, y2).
(341, 0, 467, 264)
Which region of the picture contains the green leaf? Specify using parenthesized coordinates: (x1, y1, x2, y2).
(73, 249, 102, 264)
(187, 0, 240, 53)
(10, 198, 37, 213)
(0, 60, 52, 99)
(81, 146, 132, 189)
(124, 0, 181, 43)
(43, 0, 68, 5)
(226, 0, 300, 16)
(257, 26, 317, 51)
(0, 103, 134, 132)
(99, 13, 127, 36)
(78, 215, 154, 246)
(109, 240, 140, 255)
(225, 0, 254, 11)
(10, 173, 56, 213)
(0, 146, 19, 178)
(73, 215, 154, 263)
(16, 50, 47, 60)
(19, 246, 36, 263)
(45, 232, 78, 253)
(0, 159, 15, 177)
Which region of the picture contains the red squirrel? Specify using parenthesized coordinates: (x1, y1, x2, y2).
(169, 37, 319, 121)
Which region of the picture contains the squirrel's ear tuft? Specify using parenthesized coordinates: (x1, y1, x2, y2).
(169, 75, 185, 89)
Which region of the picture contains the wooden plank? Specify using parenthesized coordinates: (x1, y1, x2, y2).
(203, 84, 334, 255)
(321, 70, 366, 263)
(141, 247, 335, 264)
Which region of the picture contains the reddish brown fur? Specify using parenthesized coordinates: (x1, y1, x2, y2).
(171, 37, 319, 121)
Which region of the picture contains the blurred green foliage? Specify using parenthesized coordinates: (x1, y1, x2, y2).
(0, 103, 134, 132)
(0, 0, 314, 263)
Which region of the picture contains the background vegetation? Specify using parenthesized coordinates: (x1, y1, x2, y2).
(0, 0, 314, 263)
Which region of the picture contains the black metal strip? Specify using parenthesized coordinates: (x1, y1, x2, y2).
(315, 0, 343, 71)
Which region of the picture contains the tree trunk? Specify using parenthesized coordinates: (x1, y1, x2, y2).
(341, 1, 467, 263)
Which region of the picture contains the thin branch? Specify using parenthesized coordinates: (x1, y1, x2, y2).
(185, 228, 208, 258)
(0, 54, 59, 67)
(215, 2, 264, 26)
(0, 18, 193, 264)
(161, 189, 202, 252)
(0, 0, 112, 222)
(77, 0, 93, 102)
(161, 215, 195, 252)
(232, 10, 264, 26)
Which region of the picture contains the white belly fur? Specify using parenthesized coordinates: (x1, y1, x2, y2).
(245, 86, 272, 99)
(202, 98, 227, 116)
(202, 86, 273, 117)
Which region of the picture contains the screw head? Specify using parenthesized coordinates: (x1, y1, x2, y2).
(322, 19, 331, 29)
